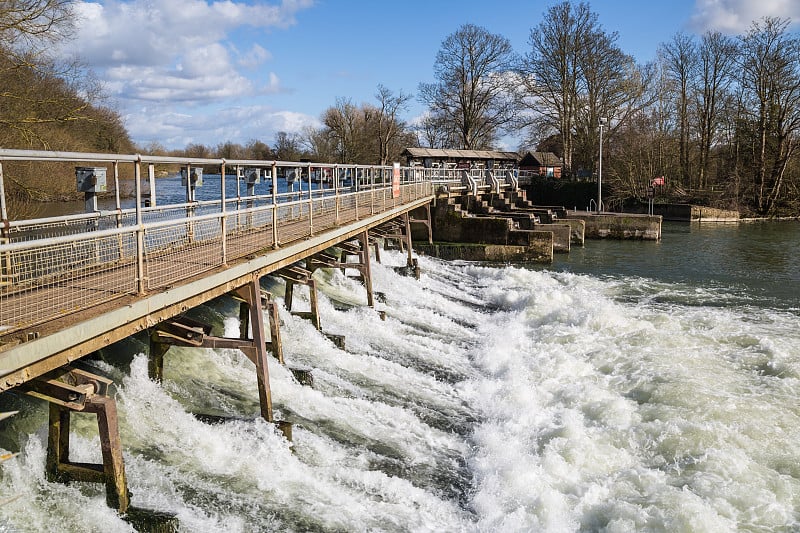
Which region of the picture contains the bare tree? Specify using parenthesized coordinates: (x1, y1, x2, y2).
(695, 31, 737, 190)
(311, 96, 413, 164)
(415, 112, 459, 149)
(302, 126, 336, 162)
(0, 0, 73, 58)
(659, 32, 697, 187)
(574, 28, 652, 175)
(216, 141, 246, 160)
(519, 2, 600, 173)
(183, 143, 212, 159)
(737, 17, 800, 215)
(521, 2, 651, 178)
(322, 97, 362, 162)
(375, 84, 412, 165)
(418, 24, 515, 149)
(273, 131, 303, 161)
(0, 1, 113, 151)
(245, 139, 272, 161)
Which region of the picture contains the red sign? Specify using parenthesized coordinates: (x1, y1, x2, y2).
(392, 163, 401, 198)
(652, 176, 665, 186)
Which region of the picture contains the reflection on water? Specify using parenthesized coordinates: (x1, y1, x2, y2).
(549, 220, 800, 309)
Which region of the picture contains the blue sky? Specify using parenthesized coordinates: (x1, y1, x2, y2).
(60, 0, 800, 151)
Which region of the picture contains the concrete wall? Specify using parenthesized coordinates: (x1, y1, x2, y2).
(689, 205, 740, 222)
(561, 218, 585, 246)
(415, 242, 551, 263)
(525, 224, 572, 252)
(625, 203, 739, 222)
(433, 205, 515, 244)
(427, 200, 554, 262)
(568, 212, 662, 240)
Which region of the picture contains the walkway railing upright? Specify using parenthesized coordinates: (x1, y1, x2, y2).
(0, 149, 433, 337)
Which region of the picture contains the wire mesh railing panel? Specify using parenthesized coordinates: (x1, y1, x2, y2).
(145, 218, 223, 290)
(356, 191, 376, 213)
(337, 196, 357, 225)
(3, 234, 133, 289)
(8, 215, 108, 242)
(227, 205, 272, 235)
(314, 197, 336, 221)
(275, 204, 310, 244)
(0, 234, 138, 334)
(224, 210, 275, 261)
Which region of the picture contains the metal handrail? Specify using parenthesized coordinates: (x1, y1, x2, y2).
(0, 149, 433, 338)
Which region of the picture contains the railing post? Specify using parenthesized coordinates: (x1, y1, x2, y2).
(0, 162, 11, 287)
(147, 163, 156, 207)
(234, 164, 242, 230)
(307, 163, 314, 236)
(335, 165, 340, 225)
(113, 162, 122, 218)
(185, 164, 195, 243)
(354, 168, 360, 221)
(272, 162, 279, 249)
(134, 157, 146, 295)
(220, 160, 227, 266)
(369, 166, 375, 215)
(0, 162, 7, 223)
(113, 162, 125, 262)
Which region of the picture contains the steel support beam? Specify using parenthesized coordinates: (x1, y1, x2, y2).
(36, 373, 130, 513)
(234, 278, 273, 422)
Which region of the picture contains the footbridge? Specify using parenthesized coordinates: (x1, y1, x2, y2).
(0, 149, 435, 382)
(0, 148, 435, 522)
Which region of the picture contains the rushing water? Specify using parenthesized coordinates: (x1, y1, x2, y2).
(0, 221, 799, 532)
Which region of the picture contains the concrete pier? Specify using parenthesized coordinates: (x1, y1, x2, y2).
(567, 211, 662, 240)
(624, 203, 739, 222)
(418, 193, 555, 263)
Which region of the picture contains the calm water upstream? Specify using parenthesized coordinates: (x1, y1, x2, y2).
(0, 220, 798, 532)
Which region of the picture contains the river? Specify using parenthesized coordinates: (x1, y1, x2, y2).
(0, 220, 798, 532)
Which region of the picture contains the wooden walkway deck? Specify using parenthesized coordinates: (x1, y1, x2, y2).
(0, 191, 432, 391)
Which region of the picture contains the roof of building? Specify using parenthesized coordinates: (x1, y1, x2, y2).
(403, 147, 519, 161)
(520, 151, 562, 166)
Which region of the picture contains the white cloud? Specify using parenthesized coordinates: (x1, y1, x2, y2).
(690, 0, 800, 33)
(182, 44, 234, 77)
(239, 44, 273, 69)
(125, 104, 319, 148)
(58, 0, 315, 147)
(263, 72, 282, 94)
(69, 0, 312, 66)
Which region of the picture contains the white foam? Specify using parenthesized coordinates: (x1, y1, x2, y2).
(2, 249, 799, 531)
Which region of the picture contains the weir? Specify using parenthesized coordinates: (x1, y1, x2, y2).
(0, 148, 660, 524)
(0, 148, 434, 520)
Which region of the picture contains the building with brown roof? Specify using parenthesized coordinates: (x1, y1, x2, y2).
(402, 147, 519, 170)
(519, 151, 562, 178)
